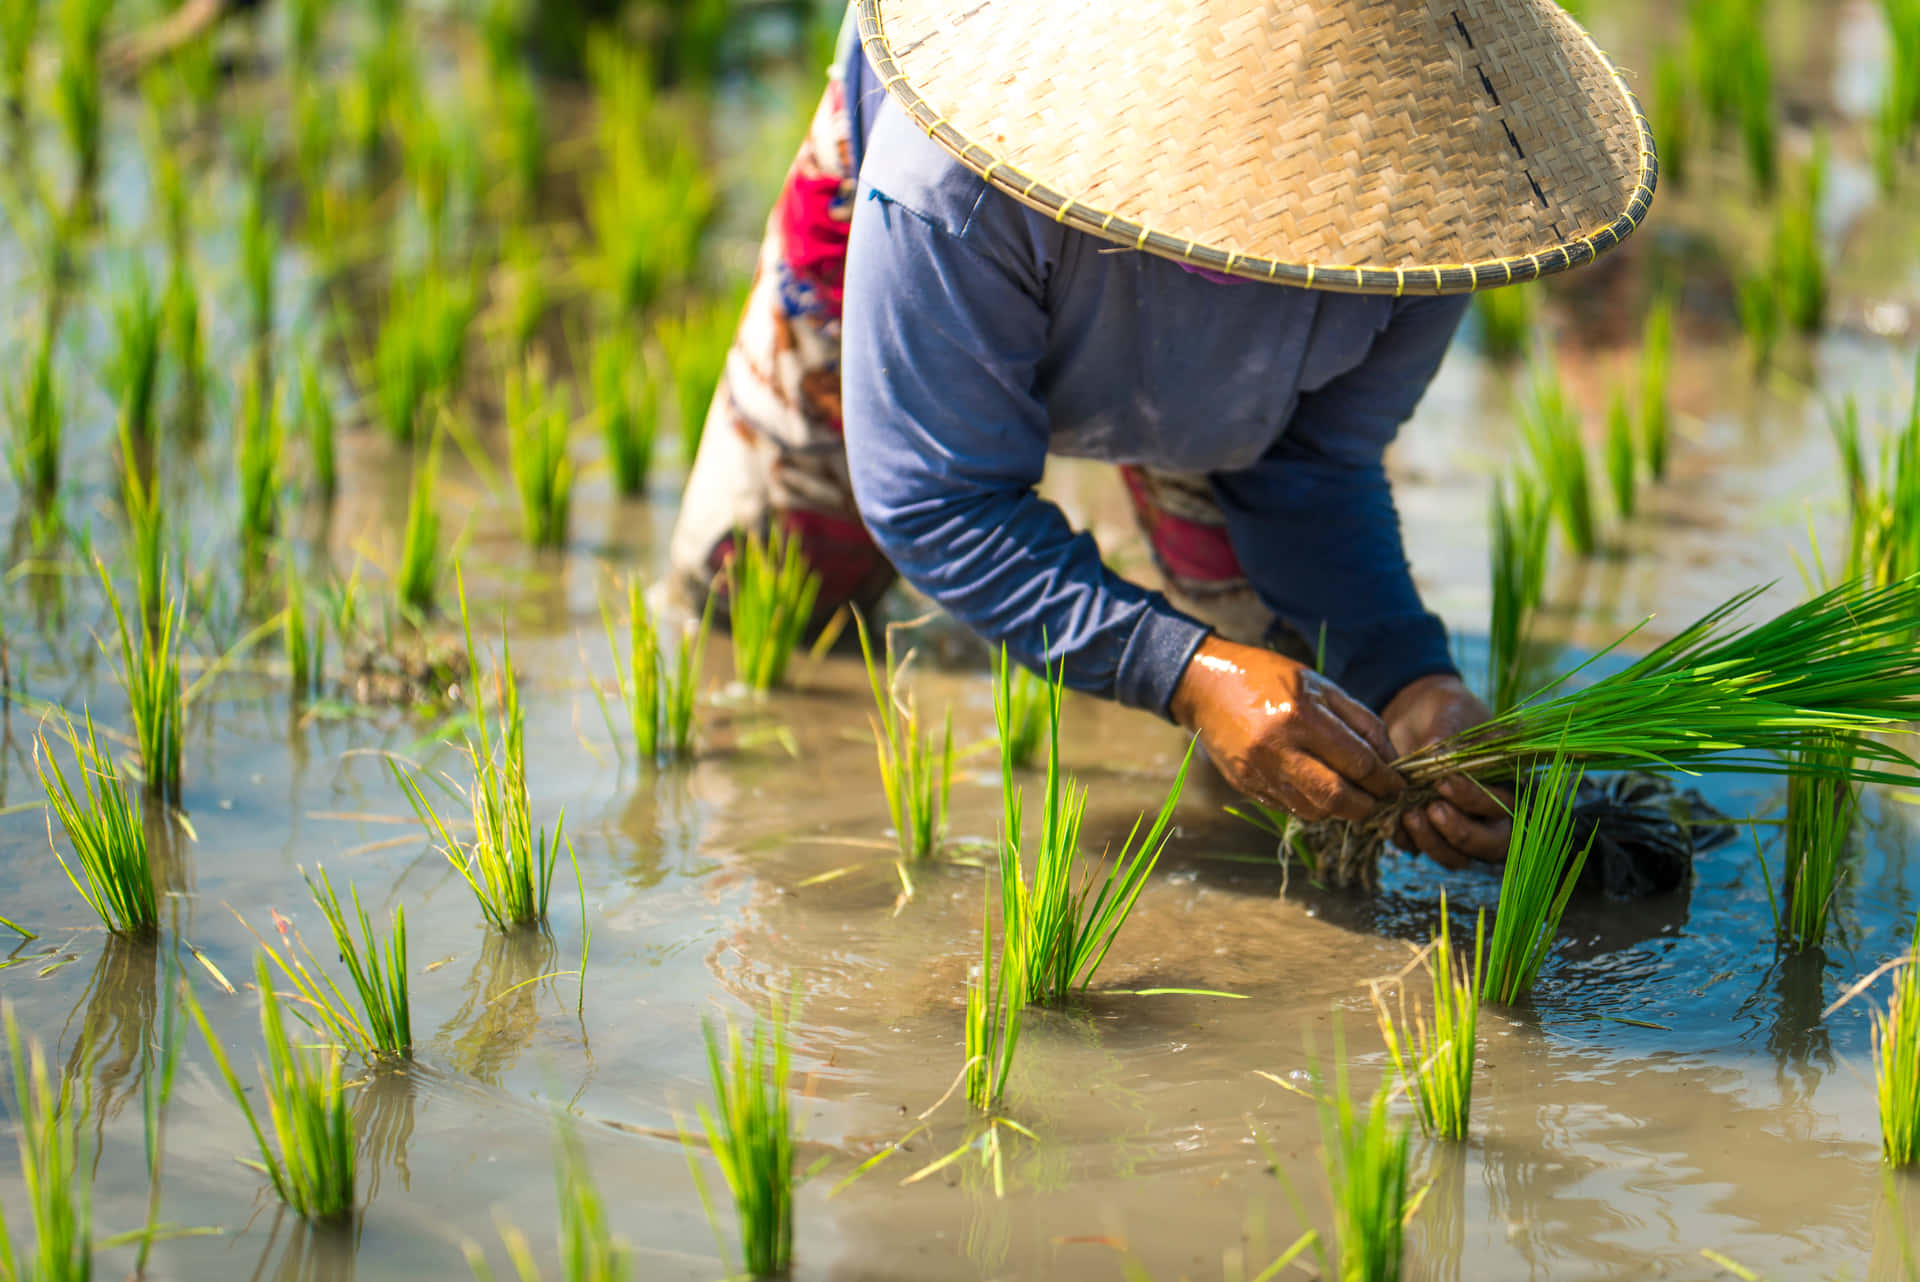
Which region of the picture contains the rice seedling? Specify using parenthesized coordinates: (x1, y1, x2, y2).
(120, 427, 169, 629)
(1771, 140, 1828, 335)
(1737, 269, 1780, 371)
(1372, 894, 1484, 1141)
(187, 955, 357, 1222)
(593, 325, 659, 497)
(657, 292, 738, 459)
(995, 648, 1195, 1005)
(1830, 374, 1920, 590)
(394, 586, 565, 930)
(368, 263, 478, 443)
(253, 867, 411, 1060)
(298, 349, 337, 503)
(163, 267, 204, 413)
(238, 370, 286, 558)
(108, 265, 164, 444)
(494, 228, 549, 357)
(240, 171, 278, 341)
(8, 322, 60, 503)
(395, 438, 443, 618)
(0, 1005, 92, 1282)
(487, 62, 545, 218)
(1480, 750, 1592, 1005)
(857, 613, 954, 862)
(1689, 0, 1775, 191)
(53, 0, 108, 187)
(1759, 734, 1859, 953)
(1519, 353, 1596, 557)
(1473, 284, 1532, 362)
(727, 523, 820, 692)
(0, 0, 36, 111)
(601, 574, 710, 763)
(1880, 0, 1920, 190)
(1875, 911, 1920, 1167)
(464, 1120, 634, 1282)
(506, 357, 575, 550)
(286, 568, 325, 700)
(288, 0, 327, 68)
(35, 711, 158, 937)
(583, 37, 715, 316)
(996, 649, 1047, 770)
(1487, 473, 1550, 715)
(1653, 48, 1690, 189)
(965, 888, 1025, 1113)
(688, 1006, 796, 1278)
(1638, 298, 1674, 480)
(1604, 387, 1636, 520)
(101, 562, 184, 803)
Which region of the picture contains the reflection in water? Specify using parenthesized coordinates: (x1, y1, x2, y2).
(1413, 1145, 1468, 1282)
(353, 1069, 418, 1206)
(1872, 1171, 1920, 1282)
(1758, 950, 1835, 1118)
(434, 930, 559, 1085)
(147, 797, 193, 899)
(59, 934, 156, 1159)
(246, 1213, 358, 1282)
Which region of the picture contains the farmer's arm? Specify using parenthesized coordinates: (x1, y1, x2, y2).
(1206, 293, 1510, 865)
(841, 190, 1402, 823)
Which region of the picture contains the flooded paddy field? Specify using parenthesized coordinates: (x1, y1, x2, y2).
(3, 0, 1920, 1279)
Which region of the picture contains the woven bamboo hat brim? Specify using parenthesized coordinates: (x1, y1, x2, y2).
(855, 0, 1656, 295)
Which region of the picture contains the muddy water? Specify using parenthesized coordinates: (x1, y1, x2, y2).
(3, 3, 1920, 1280)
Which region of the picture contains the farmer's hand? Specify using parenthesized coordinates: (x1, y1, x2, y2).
(1382, 673, 1512, 869)
(1170, 636, 1404, 823)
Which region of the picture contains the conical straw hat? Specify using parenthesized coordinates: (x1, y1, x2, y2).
(855, 0, 1655, 295)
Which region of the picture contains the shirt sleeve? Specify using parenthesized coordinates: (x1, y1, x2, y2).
(1209, 293, 1470, 712)
(841, 191, 1210, 716)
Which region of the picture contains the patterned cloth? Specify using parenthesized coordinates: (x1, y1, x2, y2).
(667, 47, 1288, 654)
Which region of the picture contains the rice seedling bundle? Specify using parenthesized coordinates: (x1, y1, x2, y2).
(163, 267, 204, 408)
(965, 890, 1025, 1112)
(1770, 141, 1828, 335)
(288, 0, 327, 68)
(488, 62, 545, 217)
(1309, 1051, 1413, 1282)
(996, 650, 1047, 770)
(1487, 474, 1550, 715)
(298, 350, 337, 502)
(0, 1005, 93, 1282)
(1688, 0, 1776, 191)
(1604, 387, 1636, 520)
(189, 956, 357, 1222)
(495, 230, 549, 356)
(8, 323, 61, 503)
(603, 575, 709, 763)
(693, 1009, 795, 1278)
(1374, 894, 1483, 1140)
(396, 440, 443, 617)
(241, 179, 278, 340)
(657, 292, 738, 460)
(36, 711, 158, 937)
(1478, 750, 1592, 1005)
(0, 0, 35, 110)
(1879, 0, 1920, 189)
(238, 371, 286, 555)
(465, 1122, 635, 1282)
(372, 265, 477, 443)
(727, 524, 819, 692)
(255, 867, 411, 1060)
(857, 614, 954, 863)
(1473, 283, 1532, 362)
(593, 325, 658, 496)
(1761, 733, 1859, 954)
(1875, 912, 1920, 1167)
(1519, 352, 1596, 558)
(506, 358, 575, 550)
(120, 426, 169, 629)
(53, 0, 108, 184)
(102, 563, 184, 803)
(395, 595, 563, 930)
(1638, 298, 1674, 480)
(108, 267, 164, 444)
(995, 649, 1194, 1004)
(1833, 371, 1920, 590)
(1737, 269, 1780, 371)
(285, 569, 325, 699)
(1653, 49, 1690, 189)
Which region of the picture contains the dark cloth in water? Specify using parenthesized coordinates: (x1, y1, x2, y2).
(1569, 773, 1734, 899)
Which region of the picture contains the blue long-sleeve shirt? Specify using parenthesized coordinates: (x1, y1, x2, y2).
(838, 44, 1468, 720)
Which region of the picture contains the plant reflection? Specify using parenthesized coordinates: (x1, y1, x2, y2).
(433, 929, 557, 1085)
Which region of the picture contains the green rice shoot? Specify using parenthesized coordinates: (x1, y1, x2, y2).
(1473, 283, 1532, 362)
(187, 955, 357, 1222)
(657, 291, 737, 460)
(1487, 474, 1550, 715)
(1769, 139, 1828, 335)
(593, 325, 658, 497)
(35, 711, 158, 937)
(261, 867, 411, 1061)
(1639, 298, 1674, 479)
(996, 649, 1195, 1005)
(108, 265, 164, 444)
(1296, 1039, 1415, 1282)
(727, 524, 820, 693)
(298, 349, 337, 503)
(965, 886, 1025, 1114)
(1605, 386, 1636, 520)
(464, 1120, 635, 1282)
(396, 438, 444, 618)
(1875, 911, 1920, 1167)
(1519, 351, 1596, 558)
(996, 649, 1047, 770)
(120, 422, 170, 630)
(506, 357, 574, 550)
(101, 562, 184, 803)
(238, 369, 285, 557)
(1480, 750, 1592, 1006)
(601, 574, 710, 763)
(690, 1006, 796, 1278)
(1373, 893, 1483, 1141)
(8, 322, 61, 503)
(0, 1004, 92, 1282)
(53, 0, 107, 186)
(858, 613, 953, 863)
(1760, 734, 1858, 953)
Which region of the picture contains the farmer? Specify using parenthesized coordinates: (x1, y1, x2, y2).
(669, 0, 1655, 870)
